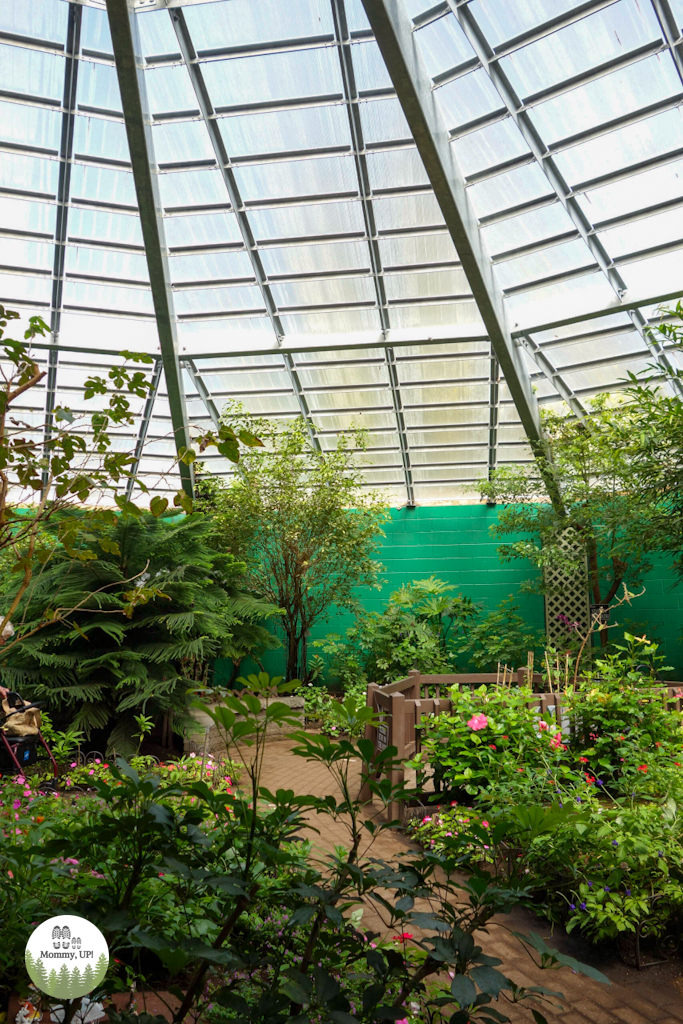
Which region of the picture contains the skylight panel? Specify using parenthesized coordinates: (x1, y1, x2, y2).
(80, 6, 113, 56)
(259, 240, 369, 276)
(249, 200, 366, 241)
(553, 107, 683, 186)
(1, 152, 58, 196)
(378, 234, 459, 268)
(174, 284, 266, 317)
(528, 56, 682, 147)
(358, 97, 411, 143)
(414, 14, 474, 79)
(78, 60, 123, 114)
(163, 211, 242, 248)
(453, 118, 530, 178)
(482, 204, 576, 254)
(70, 164, 137, 208)
(493, 239, 596, 292)
(144, 65, 198, 116)
(0, 272, 52, 305)
(499, 0, 661, 99)
(469, 0, 590, 48)
(201, 48, 343, 108)
(169, 251, 254, 284)
(1, 0, 67, 42)
(0, 195, 56, 236)
(280, 308, 380, 334)
(366, 149, 429, 190)
(436, 69, 506, 133)
(68, 207, 144, 248)
(136, 8, 179, 58)
(351, 40, 394, 92)
(58, 311, 159, 353)
(183, 0, 335, 52)
(152, 120, 215, 164)
(271, 277, 376, 308)
(617, 250, 683, 296)
(0, 43, 65, 101)
(383, 269, 470, 300)
(576, 159, 683, 223)
(598, 206, 683, 258)
(65, 246, 150, 284)
(372, 194, 445, 231)
(467, 162, 552, 220)
(2, 238, 54, 271)
(235, 156, 357, 203)
(218, 105, 351, 158)
(62, 279, 154, 317)
(0, 99, 62, 151)
(73, 115, 130, 164)
(390, 302, 483, 329)
(159, 169, 227, 210)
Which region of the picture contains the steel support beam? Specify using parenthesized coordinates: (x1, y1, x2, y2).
(105, 0, 194, 497)
(517, 336, 588, 420)
(331, 0, 414, 505)
(361, 0, 544, 450)
(649, 0, 683, 83)
(169, 6, 321, 453)
(42, 2, 82, 489)
(183, 358, 221, 431)
(487, 350, 499, 480)
(450, 0, 683, 399)
(126, 358, 162, 501)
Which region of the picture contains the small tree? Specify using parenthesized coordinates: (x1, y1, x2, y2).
(480, 396, 657, 644)
(621, 302, 683, 572)
(198, 408, 388, 681)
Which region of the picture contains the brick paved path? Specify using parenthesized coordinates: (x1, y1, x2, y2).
(257, 737, 683, 1024)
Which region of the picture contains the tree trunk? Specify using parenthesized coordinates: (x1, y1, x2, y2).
(285, 623, 300, 682)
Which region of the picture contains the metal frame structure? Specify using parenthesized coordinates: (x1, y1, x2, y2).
(105, 0, 194, 496)
(42, 2, 82, 488)
(1, 0, 682, 506)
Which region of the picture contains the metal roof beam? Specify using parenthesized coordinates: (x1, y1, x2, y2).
(42, 3, 82, 489)
(361, 0, 544, 452)
(105, 0, 193, 497)
(182, 358, 222, 430)
(125, 358, 162, 501)
(517, 335, 588, 419)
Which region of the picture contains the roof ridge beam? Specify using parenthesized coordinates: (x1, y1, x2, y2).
(106, 0, 193, 497)
(361, 0, 545, 453)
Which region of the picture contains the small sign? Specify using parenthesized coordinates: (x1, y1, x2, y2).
(376, 721, 389, 752)
(25, 916, 109, 999)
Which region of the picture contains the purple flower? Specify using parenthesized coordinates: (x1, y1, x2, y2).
(625, 889, 631, 896)
(576, 797, 582, 803)
(588, 881, 593, 888)
(569, 903, 576, 910)
(612, 840, 618, 847)
(596, 779, 604, 786)
(658, 851, 664, 858)
(580, 902, 586, 910)
(604, 886, 610, 892)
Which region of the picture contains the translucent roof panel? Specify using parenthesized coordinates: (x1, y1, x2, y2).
(1, 0, 682, 508)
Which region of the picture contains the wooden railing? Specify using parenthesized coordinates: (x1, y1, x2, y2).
(361, 669, 683, 820)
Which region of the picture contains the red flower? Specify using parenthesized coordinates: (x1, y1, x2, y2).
(579, 757, 589, 764)
(489, 744, 497, 750)
(585, 773, 595, 785)
(501, 735, 508, 740)
(637, 765, 648, 773)
(392, 933, 413, 941)
(655, 742, 662, 748)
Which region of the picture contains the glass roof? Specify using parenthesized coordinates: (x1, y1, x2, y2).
(1, 0, 682, 505)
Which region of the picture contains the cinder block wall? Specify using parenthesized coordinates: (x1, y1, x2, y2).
(216, 505, 683, 682)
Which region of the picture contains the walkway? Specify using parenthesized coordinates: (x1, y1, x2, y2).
(259, 738, 683, 1024)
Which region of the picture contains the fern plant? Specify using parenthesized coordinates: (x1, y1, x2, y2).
(0, 512, 281, 754)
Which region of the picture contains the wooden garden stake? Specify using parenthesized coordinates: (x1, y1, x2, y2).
(496, 662, 501, 685)
(564, 653, 569, 691)
(200, 727, 209, 781)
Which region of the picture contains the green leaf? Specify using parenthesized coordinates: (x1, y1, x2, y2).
(470, 966, 511, 998)
(314, 965, 339, 1004)
(450, 974, 476, 1008)
(150, 495, 169, 517)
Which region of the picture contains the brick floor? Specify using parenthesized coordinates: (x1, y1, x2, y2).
(256, 736, 683, 1024)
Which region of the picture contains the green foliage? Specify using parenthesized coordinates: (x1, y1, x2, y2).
(0, 676, 604, 1023)
(317, 579, 543, 686)
(479, 394, 658, 631)
(196, 405, 389, 681)
(316, 577, 481, 687)
(1, 513, 281, 754)
(412, 642, 683, 944)
(463, 597, 545, 672)
(301, 679, 368, 737)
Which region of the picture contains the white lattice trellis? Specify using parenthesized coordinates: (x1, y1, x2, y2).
(544, 529, 590, 643)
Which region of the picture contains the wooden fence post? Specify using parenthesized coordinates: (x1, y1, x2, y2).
(359, 683, 380, 802)
(388, 692, 406, 822)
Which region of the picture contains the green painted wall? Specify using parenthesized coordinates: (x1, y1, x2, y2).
(216, 504, 683, 683)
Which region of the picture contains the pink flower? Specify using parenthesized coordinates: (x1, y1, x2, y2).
(538, 721, 549, 731)
(70, 762, 77, 768)
(12, 799, 21, 810)
(481, 820, 490, 829)
(90, 870, 105, 879)
(549, 733, 564, 749)
(467, 713, 488, 731)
